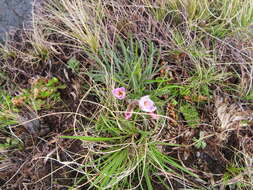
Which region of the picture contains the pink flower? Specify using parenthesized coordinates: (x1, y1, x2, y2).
(124, 100, 139, 120)
(112, 87, 126, 100)
(139, 95, 156, 112)
(124, 112, 132, 120)
(148, 112, 159, 120)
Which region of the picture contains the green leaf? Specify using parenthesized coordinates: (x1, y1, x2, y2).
(200, 85, 210, 96)
(155, 85, 182, 97)
(145, 78, 171, 84)
(46, 77, 59, 86)
(193, 137, 207, 149)
(39, 91, 52, 98)
(244, 89, 253, 100)
(60, 135, 128, 142)
(179, 87, 191, 96)
(35, 100, 45, 110)
(180, 103, 200, 128)
(67, 57, 80, 72)
(144, 168, 153, 190)
(57, 84, 67, 89)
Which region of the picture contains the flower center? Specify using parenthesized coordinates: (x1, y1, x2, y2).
(144, 100, 150, 107)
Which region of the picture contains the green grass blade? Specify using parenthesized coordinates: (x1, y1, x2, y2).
(60, 135, 128, 141)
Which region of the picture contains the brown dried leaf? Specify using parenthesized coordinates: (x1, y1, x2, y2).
(12, 96, 25, 106)
(215, 96, 252, 130)
(166, 103, 179, 127)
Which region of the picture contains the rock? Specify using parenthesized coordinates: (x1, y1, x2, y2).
(0, 0, 33, 42)
(17, 113, 50, 136)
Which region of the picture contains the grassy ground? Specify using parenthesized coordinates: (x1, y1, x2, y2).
(0, 0, 253, 189)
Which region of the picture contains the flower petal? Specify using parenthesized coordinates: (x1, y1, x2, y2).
(124, 112, 132, 120)
(112, 87, 126, 100)
(139, 95, 156, 112)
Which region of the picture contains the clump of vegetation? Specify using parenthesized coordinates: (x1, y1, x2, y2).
(0, 77, 65, 128)
(62, 87, 197, 189)
(0, 0, 252, 189)
(12, 77, 66, 111)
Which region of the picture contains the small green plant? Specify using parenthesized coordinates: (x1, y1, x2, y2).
(193, 131, 207, 149)
(12, 77, 66, 111)
(0, 77, 65, 129)
(180, 102, 200, 128)
(152, 63, 228, 104)
(0, 90, 19, 129)
(0, 137, 21, 150)
(222, 165, 249, 189)
(182, 65, 229, 98)
(67, 57, 80, 73)
(89, 37, 163, 101)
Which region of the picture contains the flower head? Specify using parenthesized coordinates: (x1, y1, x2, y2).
(124, 100, 139, 120)
(112, 87, 126, 100)
(139, 95, 156, 112)
(124, 111, 132, 120)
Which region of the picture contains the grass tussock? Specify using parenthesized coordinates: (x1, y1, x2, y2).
(0, 0, 253, 189)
